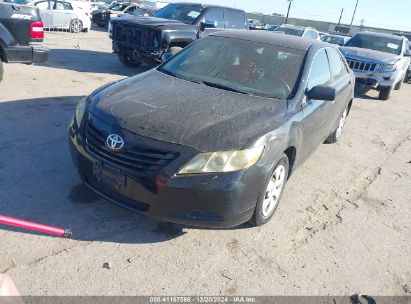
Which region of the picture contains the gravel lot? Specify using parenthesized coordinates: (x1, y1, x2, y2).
(0, 29, 410, 296)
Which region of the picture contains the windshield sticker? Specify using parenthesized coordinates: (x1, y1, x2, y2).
(387, 43, 399, 50)
(188, 11, 200, 18)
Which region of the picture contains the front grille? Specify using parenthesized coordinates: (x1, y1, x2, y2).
(114, 23, 158, 50)
(85, 121, 178, 172)
(346, 58, 377, 72)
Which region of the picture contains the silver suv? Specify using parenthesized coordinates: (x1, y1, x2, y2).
(340, 32, 411, 100)
(273, 24, 320, 40)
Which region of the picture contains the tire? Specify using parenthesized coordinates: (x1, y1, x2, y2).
(325, 105, 348, 144)
(70, 19, 83, 33)
(378, 86, 392, 100)
(394, 78, 403, 90)
(249, 154, 289, 226)
(169, 47, 183, 56)
(117, 50, 142, 68)
(0, 60, 3, 83)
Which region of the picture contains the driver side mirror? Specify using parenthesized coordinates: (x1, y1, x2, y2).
(306, 85, 336, 101)
(161, 52, 173, 63)
(199, 20, 217, 32)
(404, 49, 411, 57)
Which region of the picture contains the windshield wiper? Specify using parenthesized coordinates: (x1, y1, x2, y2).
(201, 81, 251, 95)
(158, 68, 183, 79)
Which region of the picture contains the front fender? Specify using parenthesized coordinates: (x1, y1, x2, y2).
(162, 30, 197, 50)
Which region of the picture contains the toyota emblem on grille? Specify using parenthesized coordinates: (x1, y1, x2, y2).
(106, 134, 124, 151)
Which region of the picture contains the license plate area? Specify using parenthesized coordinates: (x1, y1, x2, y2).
(93, 161, 126, 190)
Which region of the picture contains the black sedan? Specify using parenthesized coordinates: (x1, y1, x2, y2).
(69, 31, 354, 228)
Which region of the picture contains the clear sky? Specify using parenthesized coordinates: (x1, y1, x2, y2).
(170, 0, 411, 32)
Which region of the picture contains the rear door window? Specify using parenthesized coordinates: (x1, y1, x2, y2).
(224, 9, 246, 29)
(54, 1, 72, 10)
(201, 8, 224, 28)
(307, 49, 332, 90)
(327, 48, 348, 82)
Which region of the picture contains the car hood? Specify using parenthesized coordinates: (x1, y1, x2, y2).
(113, 16, 195, 29)
(339, 46, 400, 64)
(89, 70, 287, 152)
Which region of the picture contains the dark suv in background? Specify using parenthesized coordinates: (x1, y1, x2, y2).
(109, 2, 248, 67)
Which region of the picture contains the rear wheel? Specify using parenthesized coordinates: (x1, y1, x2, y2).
(325, 105, 348, 144)
(70, 19, 83, 33)
(117, 50, 142, 67)
(378, 86, 392, 100)
(249, 154, 289, 226)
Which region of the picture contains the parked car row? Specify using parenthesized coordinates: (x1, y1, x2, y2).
(91, 1, 155, 28)
(2, 0, 409, 228)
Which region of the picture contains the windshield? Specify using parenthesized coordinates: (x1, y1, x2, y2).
(152, 3, 204, 24)
(158, 36, 304, 99)
(274, 27, 304, 37)
(109, 3, 127, 11)
(345, 34, 402, 55)
(321, 35, 344, 45)
(130, 8, 151, 16)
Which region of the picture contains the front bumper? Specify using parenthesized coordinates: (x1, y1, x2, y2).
(112, 41, 163, 64)
(353, 69, 402, 90)
(68, 116, 269, 228)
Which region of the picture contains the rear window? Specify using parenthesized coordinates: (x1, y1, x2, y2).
(224, 9, 246, 29)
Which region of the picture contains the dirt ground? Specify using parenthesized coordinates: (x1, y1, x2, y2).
(0, 29, 410, 296)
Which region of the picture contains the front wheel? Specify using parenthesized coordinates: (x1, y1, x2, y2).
(325, 106, 348, 144)
(117, 51, 142, 68)
(378, 86, 392, 100)
(249, 154, 289, 226)
(70, 19, 83, 33)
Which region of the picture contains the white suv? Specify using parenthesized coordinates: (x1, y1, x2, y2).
(273, 24, 320, 40)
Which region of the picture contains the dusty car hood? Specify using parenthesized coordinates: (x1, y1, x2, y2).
(89, 70, 287, 152)
(340, 46, 400, 64)
(114, 16, 194, 29)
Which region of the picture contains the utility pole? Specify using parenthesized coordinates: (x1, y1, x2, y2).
(349, 0, 359, 33)
(285, 0, 293, 24)
(336, 8, 344, 32)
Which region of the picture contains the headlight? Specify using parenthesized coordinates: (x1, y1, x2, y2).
(75, 97, 87, 126)
(178, 146, 264, 174)
(378, 63, 396, 72)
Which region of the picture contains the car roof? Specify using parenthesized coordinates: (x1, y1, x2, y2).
(171, 2, 245, 12)
(210, 30, 329, 51)
(355, 31, 404, 41)
(279, 24, 316, 31)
